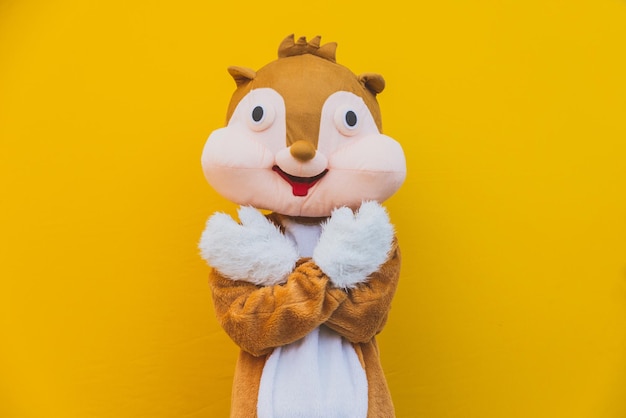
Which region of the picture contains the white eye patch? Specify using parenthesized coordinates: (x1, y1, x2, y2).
(317, 91, 380, 155)
(229, 88, 286, 154)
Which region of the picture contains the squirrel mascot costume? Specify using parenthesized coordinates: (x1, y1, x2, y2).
(199, 34, 407, 418)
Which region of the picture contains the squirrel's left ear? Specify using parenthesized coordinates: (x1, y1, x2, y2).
(228, 66, 257, 87)
(358, 73, 385, 95)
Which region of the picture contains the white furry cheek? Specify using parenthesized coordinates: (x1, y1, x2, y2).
(201, 127, 276, 172)
(328, 134, 406, 174)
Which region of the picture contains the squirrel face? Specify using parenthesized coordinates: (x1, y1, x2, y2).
(202, 35, 406, 217)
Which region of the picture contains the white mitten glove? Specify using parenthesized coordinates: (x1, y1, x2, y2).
(313, 201, 395, 289)
(199, 206, 299, 286)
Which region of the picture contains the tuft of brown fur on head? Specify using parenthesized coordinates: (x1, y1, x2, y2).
(278, 34, 337, 63)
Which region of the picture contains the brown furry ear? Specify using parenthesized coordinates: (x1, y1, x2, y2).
(227, 66, 256, 87)
(358, 73, 385, 95)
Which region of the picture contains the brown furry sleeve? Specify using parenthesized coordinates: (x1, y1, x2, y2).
(209, 259, 347, 357)
(324, 239, 401, 343)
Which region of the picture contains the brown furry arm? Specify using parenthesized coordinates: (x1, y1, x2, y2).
(324, 239, 401, 343)
(209, 259, 347, 357)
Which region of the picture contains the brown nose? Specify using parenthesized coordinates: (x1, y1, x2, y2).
(289, 140, 316, 162)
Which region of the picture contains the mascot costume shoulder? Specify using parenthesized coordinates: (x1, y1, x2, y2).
(199, 34, 407, 418)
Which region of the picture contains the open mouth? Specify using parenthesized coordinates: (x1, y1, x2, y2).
(272, 166, 328, 197)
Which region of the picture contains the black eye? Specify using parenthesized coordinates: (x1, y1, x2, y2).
(345, 110, 357, 127)
(247, 103, 275, 131)
(252, 106, 264, 122)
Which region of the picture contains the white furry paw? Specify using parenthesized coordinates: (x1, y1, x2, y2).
(199, 206, 299, 286)
(312, 201, 394, 289)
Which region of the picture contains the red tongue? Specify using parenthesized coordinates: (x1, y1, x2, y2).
(292, 181, 313, 197)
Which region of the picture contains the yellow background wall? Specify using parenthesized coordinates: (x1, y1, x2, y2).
(1, 1, 625, 417)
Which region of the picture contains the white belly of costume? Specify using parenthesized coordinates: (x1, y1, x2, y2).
(256, 219, 368, 418)
(257, 325, 368, 418)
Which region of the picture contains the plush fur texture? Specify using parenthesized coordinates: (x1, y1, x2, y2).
(208, 234, 401, 418)
(257, 325, 368, 418)
(199, 206, 299, 286)
(256, 213, 368, 417)
(199, 35, 406, 418)
(313, 201, 394, 289)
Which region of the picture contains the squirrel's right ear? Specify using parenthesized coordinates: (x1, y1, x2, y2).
(358, 73, 385, 95)
(227, 66, 256, 87)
